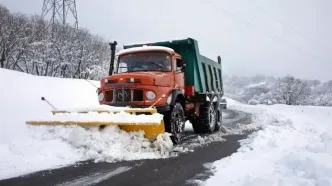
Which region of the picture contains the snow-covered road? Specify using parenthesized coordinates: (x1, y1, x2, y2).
(0, 108, 252, 186)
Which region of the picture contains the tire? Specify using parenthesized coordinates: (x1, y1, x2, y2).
(163, 102, 185, 144)
(214, 106, 222, 131)
(192, 100, 217, 134)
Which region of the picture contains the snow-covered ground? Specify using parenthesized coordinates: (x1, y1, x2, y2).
(2, 68, 331, 184)
(0, 69, 173, 180)
(204, 99, 332, 186)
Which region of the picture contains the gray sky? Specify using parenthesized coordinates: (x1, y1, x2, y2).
(1, 0, 331, 81)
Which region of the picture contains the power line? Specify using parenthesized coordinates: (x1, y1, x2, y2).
(198, 0, 326, 62)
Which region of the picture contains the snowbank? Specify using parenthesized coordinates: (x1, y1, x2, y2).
(204, 101, 332, 186)
(0, 69, 173, 180)
(29, 111, 163, 125)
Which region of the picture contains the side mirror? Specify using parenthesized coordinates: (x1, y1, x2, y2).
(176, 58, 186, 72)
(181, 59, 187, 72)
(182, 63, 186, 72)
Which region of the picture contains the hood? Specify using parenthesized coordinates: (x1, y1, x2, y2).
(102, 72, 172, 87)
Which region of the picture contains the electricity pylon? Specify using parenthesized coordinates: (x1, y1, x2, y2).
(42, 0, 78, 30)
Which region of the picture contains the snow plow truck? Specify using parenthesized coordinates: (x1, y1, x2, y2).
(26, 38, 224, 144)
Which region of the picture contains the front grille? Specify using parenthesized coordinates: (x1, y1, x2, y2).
(115, 89, 132, 102)
(105, 89, 143, 102)
(133, 89, 143, 101)
(105, 90, 113, 102)
(107, 79, 117, 83)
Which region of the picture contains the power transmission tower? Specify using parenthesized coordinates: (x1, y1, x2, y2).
(42, 0, 78, 30)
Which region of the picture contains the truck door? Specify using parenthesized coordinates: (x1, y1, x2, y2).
(174, 58, 185, 91)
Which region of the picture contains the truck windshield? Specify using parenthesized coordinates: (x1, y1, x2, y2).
(117, 52, 172, 73)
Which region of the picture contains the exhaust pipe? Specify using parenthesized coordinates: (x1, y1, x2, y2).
(109, 41, 118, 75)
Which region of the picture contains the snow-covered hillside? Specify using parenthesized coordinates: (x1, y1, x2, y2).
(0, 69, 172, 180)
(204, 100, 332, 186)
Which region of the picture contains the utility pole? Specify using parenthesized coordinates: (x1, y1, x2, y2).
(40, 0, 79, 77)
(42, 0, 78, 30)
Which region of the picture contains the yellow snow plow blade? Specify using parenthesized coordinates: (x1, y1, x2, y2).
(26, 108, 165, 141)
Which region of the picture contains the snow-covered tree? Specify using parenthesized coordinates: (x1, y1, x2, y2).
(313, 80, 332, 106)
(0, 4, 109, 80)
(274, 76, 311, 105)
(224, 74, 329, 106)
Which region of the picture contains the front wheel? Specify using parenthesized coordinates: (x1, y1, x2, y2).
(163, 102, 185, 144)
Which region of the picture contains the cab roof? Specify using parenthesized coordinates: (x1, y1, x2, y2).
(116, 46, 175, 56)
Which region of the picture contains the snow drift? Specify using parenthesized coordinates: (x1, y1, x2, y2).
(204, 100, 332, 186)
(0, 69, 173, 180)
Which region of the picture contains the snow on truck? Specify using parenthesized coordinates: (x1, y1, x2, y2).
(26, 38, 225, 144)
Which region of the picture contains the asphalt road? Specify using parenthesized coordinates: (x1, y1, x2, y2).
(0, 109, 253, 186)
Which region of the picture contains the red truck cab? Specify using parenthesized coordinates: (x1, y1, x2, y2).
(98, 45, 186, 113)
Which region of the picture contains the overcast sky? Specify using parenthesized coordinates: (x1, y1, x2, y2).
(1, 0, 331, 81)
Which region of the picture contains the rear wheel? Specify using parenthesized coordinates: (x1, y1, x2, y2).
(164, 102, 185, 144)
(192, 99, 217, 133)
(214, 107, 222, 131)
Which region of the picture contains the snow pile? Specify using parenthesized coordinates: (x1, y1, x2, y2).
(30, 111, 164, 125)
(153, 133, 174, 155)
(54, 105, 157, 112)
(0, 69, 173, 180)
(195, 135, 225, 144)
(32, 125, 174, 163)
(205, 102, 332, 186)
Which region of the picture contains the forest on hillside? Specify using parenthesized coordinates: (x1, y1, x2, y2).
(0, 4, 110, 80)
(224, 75, 332, 106)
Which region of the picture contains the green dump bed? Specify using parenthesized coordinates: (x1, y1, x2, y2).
(123, 38, 223, 95)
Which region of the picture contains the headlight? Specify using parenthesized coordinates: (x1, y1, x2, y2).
(98, 92, 104, 102)
(146, 91, 156, 100)
(166, 94, 172, 104)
